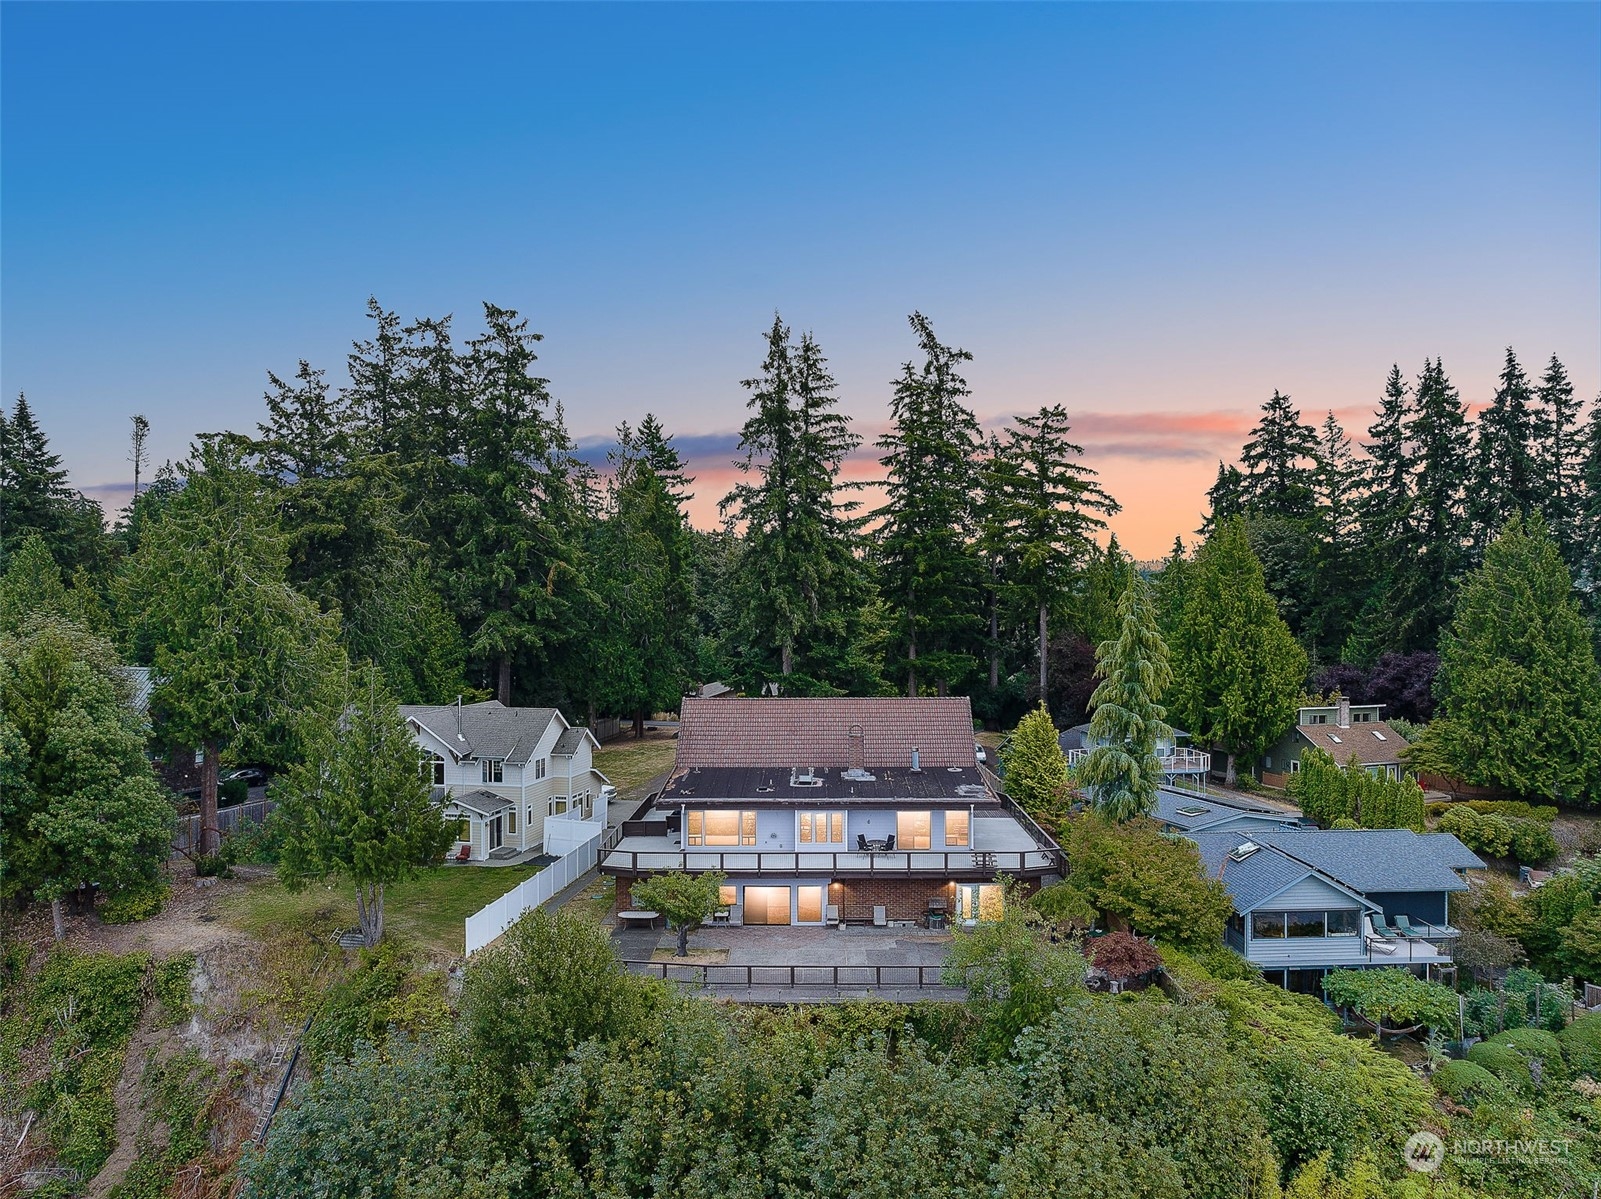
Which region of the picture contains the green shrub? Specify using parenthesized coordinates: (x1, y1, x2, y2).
(101, 877, 169, 924)
(219, 778, 248, 805)
(1484, 1026, 1563, 1079)
(192, 853, 230, 878)
(150, 955, 195, 1025)
(1464, 799, 1558, 823)
(1557, 1012, 1601, 1077)
(1507, 818, 1559, 864)
(220, 812, 281, 865)
(1466, 1041, 1532, 1088)
(1331, 817, 1360, 830)
(1432, 1058, 1502, 1102)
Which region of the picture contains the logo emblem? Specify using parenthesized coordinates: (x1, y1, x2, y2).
(1403, 1131, 1445, 1173)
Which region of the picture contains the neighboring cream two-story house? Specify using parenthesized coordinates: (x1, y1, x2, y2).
(401, 701, 612, 861)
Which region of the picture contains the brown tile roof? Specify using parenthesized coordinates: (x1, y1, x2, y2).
(676, 697, 977, 769)
(1296, 721, 1404, 766)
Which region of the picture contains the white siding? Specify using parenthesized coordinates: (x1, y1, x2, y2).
(1260, 875, 1359, 912)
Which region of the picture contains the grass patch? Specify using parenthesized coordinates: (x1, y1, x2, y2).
(217, 864, 546, 957)
(595, 732, 678, 799)
(563, 876, 616, 924)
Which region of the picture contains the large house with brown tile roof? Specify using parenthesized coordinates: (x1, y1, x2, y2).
(1258, 699, 1406, 789)
(600, 697, 1064, 927)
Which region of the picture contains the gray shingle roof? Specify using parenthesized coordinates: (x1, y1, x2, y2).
(1218, 848, 1315, 914)
(447, 789, 514, 816)
(401, 701, 559, 765)
(553, 728, 588, 756)
(1187, 827, 1483, 900)
(1151, 789, 1303, 834)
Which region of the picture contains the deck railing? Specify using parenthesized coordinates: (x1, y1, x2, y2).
(600, 847, 1060, 875)
(1067, 747, 1211, 773)
(622, 959, 959, 992)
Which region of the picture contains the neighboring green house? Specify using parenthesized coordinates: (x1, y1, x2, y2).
(1259, 699, 1404, 789)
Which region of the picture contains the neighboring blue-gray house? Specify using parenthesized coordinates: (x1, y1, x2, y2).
(1150, 788, 1306, 837)
(1060, 724, 1211, 791)
(1183, 828, 1485, 993)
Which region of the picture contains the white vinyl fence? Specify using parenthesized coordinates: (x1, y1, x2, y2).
(464, 825, 603, 955)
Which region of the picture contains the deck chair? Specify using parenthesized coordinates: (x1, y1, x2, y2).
(872, 905, 888, 927)
(857, 834, 870, 853)
(883, 835, 895, 851)
(1392, 915, 1424, 938)
(825, 904, 842, 927)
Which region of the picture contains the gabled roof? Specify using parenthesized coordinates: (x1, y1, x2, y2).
(401, 701, 560, 765)
(675, 697, 977, 769)
(446, 788, 514, 817)
(1186, 832, 1382, 914)
(1189, 827, 1483, 900)
(1294, 721, 1405, 766)
(552, 728, 593, 756)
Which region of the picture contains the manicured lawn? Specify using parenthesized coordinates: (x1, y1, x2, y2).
(218, 863, 544, 957)
(595, 732, 678, 800)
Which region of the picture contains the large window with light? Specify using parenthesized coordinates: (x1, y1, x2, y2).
(687, 810, 757, 846)
(945, 809, 970, 846)
(957, 883, 1004, 922)
(798, 812, 844, 844)
(896, 811, 932, 850)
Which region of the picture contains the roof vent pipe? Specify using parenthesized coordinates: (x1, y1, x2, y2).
(911, 747, 921, 772)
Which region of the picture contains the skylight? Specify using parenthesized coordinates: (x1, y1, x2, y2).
(1328, 734, 1343, 744)
(1372, 730, 1387, 741)
(1228, 842, 1261, 862)
(1176, 805, 1210, 817)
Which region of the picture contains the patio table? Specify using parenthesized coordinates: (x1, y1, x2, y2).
(617, 910, 662, 929)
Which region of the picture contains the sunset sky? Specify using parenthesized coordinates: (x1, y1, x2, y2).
(3, 3, 1597, 558)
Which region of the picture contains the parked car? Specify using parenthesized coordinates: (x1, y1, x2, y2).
(974, 743, 988, 765)
(220, 766, 270, 786)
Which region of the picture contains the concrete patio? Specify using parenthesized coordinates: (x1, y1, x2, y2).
(612, 923, 965, 1002)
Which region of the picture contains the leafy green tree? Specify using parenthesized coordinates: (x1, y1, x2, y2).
(0, 617, 172, 937)
(720, 315, 871, 692)
(1078, 579, 1173, 822)
(275, 664, 454, 946)
(874, 312, 983, 696)
(943, 882, 1087, 1059)
(457, 906, 662, 1118)
(121, 438, 342, 856)
(240, 1040, 524, 1199)
(1468, 348, 1541, 559)
(0, 393, 107, 575)
(630, 870, 727, 957)
(1000, 704, 1069, 822)
(986, 406, 1119, 698)
(1059, 812, 1234, 946)
(1426, 514, 1601, 803)
(1166, 517, 1307, 784)
(1321, 967, 1460, 1036)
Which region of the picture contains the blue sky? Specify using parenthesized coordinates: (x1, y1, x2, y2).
(4, 2, 1597, 555)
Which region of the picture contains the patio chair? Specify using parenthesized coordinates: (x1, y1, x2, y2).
(454, 844, 471, 863)
(1392, 915, 1424, 938)
(883, 835, 895, 851)
(872, 905, 888, 927)
(1365, 915, 1400, 940)
(857, 834, 870, 853)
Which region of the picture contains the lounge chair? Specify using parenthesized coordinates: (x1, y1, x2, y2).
(1392, 915, 1424, 938)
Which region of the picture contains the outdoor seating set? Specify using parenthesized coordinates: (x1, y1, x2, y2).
(1365, 914, 1439, 954)
(856, 834, 896, 853)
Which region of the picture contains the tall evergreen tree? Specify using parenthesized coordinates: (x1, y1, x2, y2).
(1200, 461, 1246, 535)
(128, 414, 150, 498)
(1424, 514, 1601, 804)
(1073, 535, 1135, 652)
(1467, 348, 1540, 558)
(1305, 411, 1363, 661)
(1534, 354, 1585, 566)
(874, 312, 983, 696)
(721, 315, 870, 691)
(1578, 398, 1601, 630)
(1166, 517, 1307, 785)
(276, 664, 454, 946)
(1238, 390, 1319, 519)
(0, 393, 106, 573)
(1393, 358, 1471, 651)
(1078, 579, 1174, 822)
(121, 438, 342, 857)
(452, 305, 584, 702)
(986, 406, 1119, 700)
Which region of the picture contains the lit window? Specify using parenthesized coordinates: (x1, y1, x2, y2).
(506, 807, 518, 835)
(481, 758, 503, 784)
(719, 884, 737, 906)
(799, 812, 844, 844)
(455, 818, 470, 842)
(945, 809, 970, 846)
(957, 883, 1003, 922)
(687, 810, 756, 846)
(896, 811, 932, 850)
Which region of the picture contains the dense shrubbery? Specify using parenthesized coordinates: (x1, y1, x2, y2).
(1437, 806, 1558, 864)
(100, 876, 170, 924)
(1432, 1059, 1502, 1102)
(1556, 1012, 1601, 1078)
(1288, 747, 1426, 830)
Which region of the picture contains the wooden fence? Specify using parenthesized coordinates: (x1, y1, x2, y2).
(172, 798, 275, 856)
